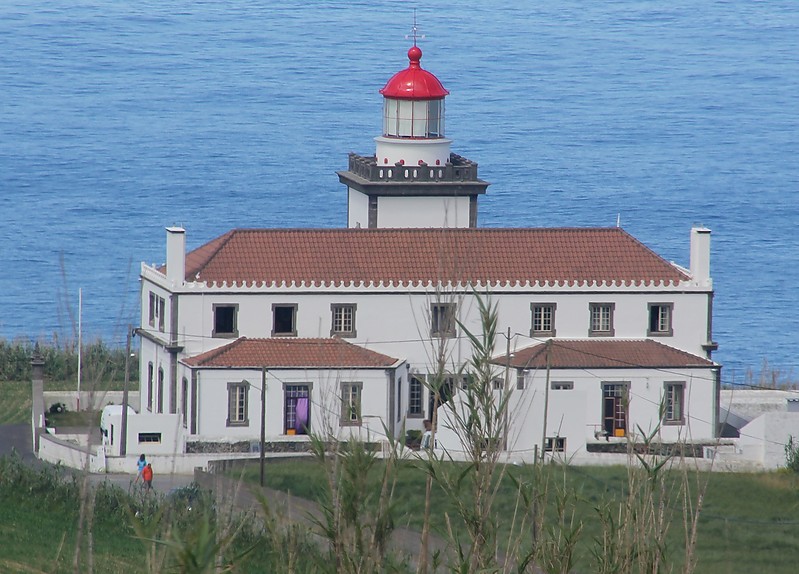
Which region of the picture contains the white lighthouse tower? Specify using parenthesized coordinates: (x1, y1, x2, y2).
(338, 45, 489, 229)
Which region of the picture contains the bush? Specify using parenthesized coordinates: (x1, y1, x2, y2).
(0, 338, 136, 384)
(785, 435, 799, 473)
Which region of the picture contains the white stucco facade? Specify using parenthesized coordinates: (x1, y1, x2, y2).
(132, 224, 719, 461)
(435, 365, 718, 460)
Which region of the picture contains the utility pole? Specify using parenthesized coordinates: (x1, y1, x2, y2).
(260, 367, 267, 488)
(540, 339, 552, 463)
(502, 327, 511, 451)
(120, 325, 132, 456)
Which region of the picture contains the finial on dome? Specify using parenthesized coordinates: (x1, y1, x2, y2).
(405, 8, 425, 47)
(408, 45, 422, 67)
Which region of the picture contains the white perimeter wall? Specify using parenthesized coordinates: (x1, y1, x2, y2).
(102, 412, 185, 457)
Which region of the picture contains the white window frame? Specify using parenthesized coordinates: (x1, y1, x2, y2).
(589, 303, 615, 336)
(663, 381, 685, 425)
(530, 303, 556, 336)
(340, 382, 363, 426)
(331, 304, 357, 337)
(431, 303, 456, 338)
(408, 376, 424, 418)
(227, 381, 249, 427)
(648, 303, 674, 336)
(148, 292, 166, 332)
(551, 381, 574, 391)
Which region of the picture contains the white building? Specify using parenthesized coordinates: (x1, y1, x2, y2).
(131, 44, 720, 462)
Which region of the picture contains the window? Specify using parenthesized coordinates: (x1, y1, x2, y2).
(284, 384, 310, 434)
(213, 304, 238, 338)
(663, 382, 685, 425)
(516, 369, 526, 390)
(340, 382, 363, 426)
(409, 376, 424, 417)
(492, 377, 504, 391)
(181, 377, 188, 428)
(530, 303, 556, 336)
(431, 303, 456, 337)
(648, 303, 673, 336)
(551, 381, 574, 391)
(396, 376, 403, 423)
(331, 304, 357, 337)
(589, 303, 615, 336)
(138, 432, 162, 444)
(148, 292, 165, 332)
(428, 376, 455, 419)
(227, 382, 249, 427)
(147, 362, 154, 411)
(602, 383, 628, 438)
(157, 367, 164, 414)
(272, 304, 297, 336)
(544, 437, 566, 453)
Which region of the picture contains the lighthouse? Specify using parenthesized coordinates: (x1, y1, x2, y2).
(338, 45, 489, 229)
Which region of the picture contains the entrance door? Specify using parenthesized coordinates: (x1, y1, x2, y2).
(602, 383, 628, 438)
(285, 384, 310, 435)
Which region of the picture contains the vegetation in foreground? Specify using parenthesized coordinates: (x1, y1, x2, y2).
(0, 453, 322, 574)
(0, 338, 137, 425)
(4, 300, 799, 573)
(236, 458, 799, 574)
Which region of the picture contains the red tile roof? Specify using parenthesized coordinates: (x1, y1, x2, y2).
(178, 228, 688, 286)
(182, 337, 399, 369)
(498, 339, 715, 370)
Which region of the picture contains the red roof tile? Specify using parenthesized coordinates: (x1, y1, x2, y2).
(180, 228, 689, 286)
(499, 339, 715, 370)
(182, 337, 399, 369)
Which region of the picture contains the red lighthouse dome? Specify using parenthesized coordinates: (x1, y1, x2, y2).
(379, 46, 449, 100)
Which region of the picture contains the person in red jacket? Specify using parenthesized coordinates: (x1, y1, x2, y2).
(142, 463, 153, 492)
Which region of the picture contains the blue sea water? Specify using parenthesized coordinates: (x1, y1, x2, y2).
(1, 0, 797, 382)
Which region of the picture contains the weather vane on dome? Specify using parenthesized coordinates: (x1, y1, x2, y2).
(405, 9, 425, 46)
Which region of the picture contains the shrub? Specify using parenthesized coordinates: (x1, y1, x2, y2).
(785, 435, 799, 473)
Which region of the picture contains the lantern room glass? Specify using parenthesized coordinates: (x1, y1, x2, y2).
(383, 98, 445, 138)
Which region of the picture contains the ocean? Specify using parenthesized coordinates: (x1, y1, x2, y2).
(1, 0, 797, 383)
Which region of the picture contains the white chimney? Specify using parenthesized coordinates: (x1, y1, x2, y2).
(166, 226, 186, 285)
(689, 227, 711, 284)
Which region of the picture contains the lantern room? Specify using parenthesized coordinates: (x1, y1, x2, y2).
(380, 46, 448, 139)
(375, 45, 453, 168)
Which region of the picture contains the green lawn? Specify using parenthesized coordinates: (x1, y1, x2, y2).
(0, 456, 320, 574)
(238, 458, 799, 574)
(0, 378, 130, 425)
(0, 380, 31, 425)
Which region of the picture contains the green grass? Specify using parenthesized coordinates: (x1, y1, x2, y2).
(1, 377, 131, 425)
(0, 455, 322, 573)
(0, 380, 31, 425)
(46, 409, 102, 428)
(238, 458, 799, 574)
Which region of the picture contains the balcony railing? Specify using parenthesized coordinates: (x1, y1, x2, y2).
(346, 152, 481, 183)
